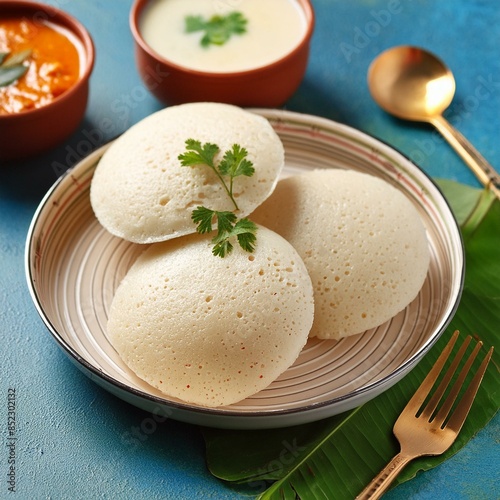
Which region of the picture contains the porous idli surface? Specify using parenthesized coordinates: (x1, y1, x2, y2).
(106, 226, 314, 407)
(251, 169, 430, 340)
(90, 102, 284, 244)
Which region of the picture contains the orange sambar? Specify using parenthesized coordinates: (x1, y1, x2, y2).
(0, 17, 81, 114)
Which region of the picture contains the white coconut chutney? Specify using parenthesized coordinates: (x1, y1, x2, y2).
(139, 0, 308, 73)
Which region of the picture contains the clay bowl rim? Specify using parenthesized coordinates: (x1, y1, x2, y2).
(129, 0, 315, 80)
(0, 0, 95, 121)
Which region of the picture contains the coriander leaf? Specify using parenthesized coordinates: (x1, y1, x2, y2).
(191, 206, 216, 234)
(218, 143, 255, 207)
(185, 11, 247, 47)
(178, 139, 257, 257)
(212, 238, 233, 258)
(180, 139, 250, 211)
(234, 219, 257, 253)
(178, 139, 219, 168)
(225, 12, 247, 35)
(211, 213, 236, 258)
(211, 215, 256, 257)
(185, 15, 207, 33)
(215, 210, 238, 236)
(191, 208, 254, 258)
(219, 144, 255, 178)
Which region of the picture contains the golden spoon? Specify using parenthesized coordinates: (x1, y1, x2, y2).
(368, 45, 500, 199)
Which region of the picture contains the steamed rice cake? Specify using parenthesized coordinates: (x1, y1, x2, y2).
(106, 226, 314, 407)
(251, 169, 430, 340)
(90, 102, 284, 244)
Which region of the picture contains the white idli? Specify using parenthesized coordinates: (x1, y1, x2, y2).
(106, 225, 314, 407)
(251, 169, 430, 340)
(90, 103, 284, 244)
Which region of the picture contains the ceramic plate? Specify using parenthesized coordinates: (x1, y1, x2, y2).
(25, 110, 464, 429)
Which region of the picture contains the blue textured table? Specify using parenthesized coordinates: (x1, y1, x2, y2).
(1, 1, 499, 498)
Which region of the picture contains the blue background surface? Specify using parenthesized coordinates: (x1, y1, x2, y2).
(1, 1, 499, 498)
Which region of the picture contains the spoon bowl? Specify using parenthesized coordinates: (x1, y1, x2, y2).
(368, 46, 455, 121)
(368, 45, 500, 198)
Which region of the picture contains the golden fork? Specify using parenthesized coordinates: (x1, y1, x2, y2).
(356, 330, 494, 500)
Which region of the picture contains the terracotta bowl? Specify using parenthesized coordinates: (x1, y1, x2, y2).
(130, 0, 314, 107)
(0, 1, 94, 162)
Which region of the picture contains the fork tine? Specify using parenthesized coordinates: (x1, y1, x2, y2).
(445, 345, 494, 432)
(420, 335, 472, 421)
(404, 330, 460, 415)
(431, 339, 483, 427)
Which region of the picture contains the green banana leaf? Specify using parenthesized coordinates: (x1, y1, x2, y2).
(202, 180, 500, 499)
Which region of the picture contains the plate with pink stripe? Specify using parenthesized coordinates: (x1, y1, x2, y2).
(25, 110, 464, 429)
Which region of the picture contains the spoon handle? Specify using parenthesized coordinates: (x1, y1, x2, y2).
(430, 115, 500, 200)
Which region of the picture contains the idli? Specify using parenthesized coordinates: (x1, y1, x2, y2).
(251, 169, 430, 340)
(90, 102, 284, 244)
(106, 225, 314, 407)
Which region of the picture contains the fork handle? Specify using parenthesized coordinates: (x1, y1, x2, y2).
(355, 452, 414, 500)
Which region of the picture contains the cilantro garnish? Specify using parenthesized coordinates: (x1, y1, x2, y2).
(0, 49, 32, 87)
(185, 12, 248, 47)
(192, 207, 257, 258)
(178, 139, 257, 258)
